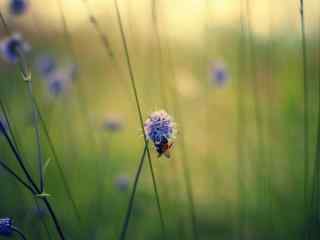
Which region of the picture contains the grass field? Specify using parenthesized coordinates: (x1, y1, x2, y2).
(0, 0, 320, 239)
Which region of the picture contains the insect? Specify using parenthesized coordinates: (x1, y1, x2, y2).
(155, 137, 174, 158)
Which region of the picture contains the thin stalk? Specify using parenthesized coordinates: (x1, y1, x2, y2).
(150, 1, 186, 238)
(164, 33, 199, 240)
(150, 0, 169, 211)
(307, 11, 320, 238)
(236, 1, 247, 239)
(0, 116, 39, 192)
(42, 198, 65, 240)
(113, 0, 166, 238)
(158, 1, 199, 235)
(56, 1, 110, 230)
(1, 99, 52, 240)
(33, 199, 53, 240)
(1, 118, 66, 240)
(80, 0, 128, 92)
(0, 9, 44, 192)
(30, 0, 83, 225)
(202, 3, 219, 239)
(55, 0, 103, 156)
(26, 81, 44, 192)
(80, 0, 114, 58)
(0, 160, 36, 194)
(118, 144, 148, 240)
(171, 83, 199, 240)
(35, 101, 82, 224)
(0, 100, 19, 149)
(151, 0, 168, 107)
(308, 86, 320, 239)
(0, 10, 44, 191)
(245, 1, 266, 235)
(265, 0, 275, 237)
(0, 10, 66, 240)
(12, 227, 27, 240)
(299, 0, 310, 219)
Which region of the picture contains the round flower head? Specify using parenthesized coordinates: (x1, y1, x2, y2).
(48, 78, 64, 96)
(0, 218, 13, 236)
(210, 62, 229, 87)
(9, 0, 28, 16)
(144, 110, 176, 145)
(46, 69, 73, 97)
(0, 33, 30, 64)
(35, 54, 57, 76)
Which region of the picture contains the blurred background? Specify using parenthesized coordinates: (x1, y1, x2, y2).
(0, 0, 320, 239)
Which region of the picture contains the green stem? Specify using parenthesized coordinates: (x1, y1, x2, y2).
(114, 0, 166, 238)
(118, 144, 148, 240)
(12, 227, 27, 240)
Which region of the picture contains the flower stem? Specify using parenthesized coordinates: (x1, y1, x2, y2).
(299, 0, 310, 216)
(34, 101, 82, 225)
(26, 81, 44, 192)
(12, 227, 27, 240)
(0, 159, 36, 194)
(119, 144, 148, 240)
(114, 0, 166, 238)
(0, 10, 67, 240)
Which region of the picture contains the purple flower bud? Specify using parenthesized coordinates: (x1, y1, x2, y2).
(210, 62, 229, 87)
(9, 0, 28, 16)
(0, 33, 30, 64)
(0, 218, 13, 236)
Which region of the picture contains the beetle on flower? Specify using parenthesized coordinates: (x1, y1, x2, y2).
(144, 110, 176, 158)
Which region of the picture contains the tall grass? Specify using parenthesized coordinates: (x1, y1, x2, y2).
(236, 1, 246, 238)
(0, 10, 66, 240)
(164, 24, 199, 240)
(28, 1, 83, 226)
(118, 144, 148, 240)
(299, 1, 312, 238)
(1, 1, 320, 240)
(113, 0, 166, 238)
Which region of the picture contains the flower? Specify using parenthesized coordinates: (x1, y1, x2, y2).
(102, 115, 123, 132)
(46, 67, 74, 97)
(0, 218, 13, 236)
(210, 62, 229, 87)
(144, 110, 176, 145)
(9, 0, 28, 16)
(0, 33, 30, 64)
(114, 175, 129, 192)
(35, 54, 57, 76)
(48, 75, 65, 96)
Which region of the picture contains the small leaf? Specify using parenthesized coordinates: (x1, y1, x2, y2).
(36, 192, 50, 198)
(43, 157, 51, 173)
